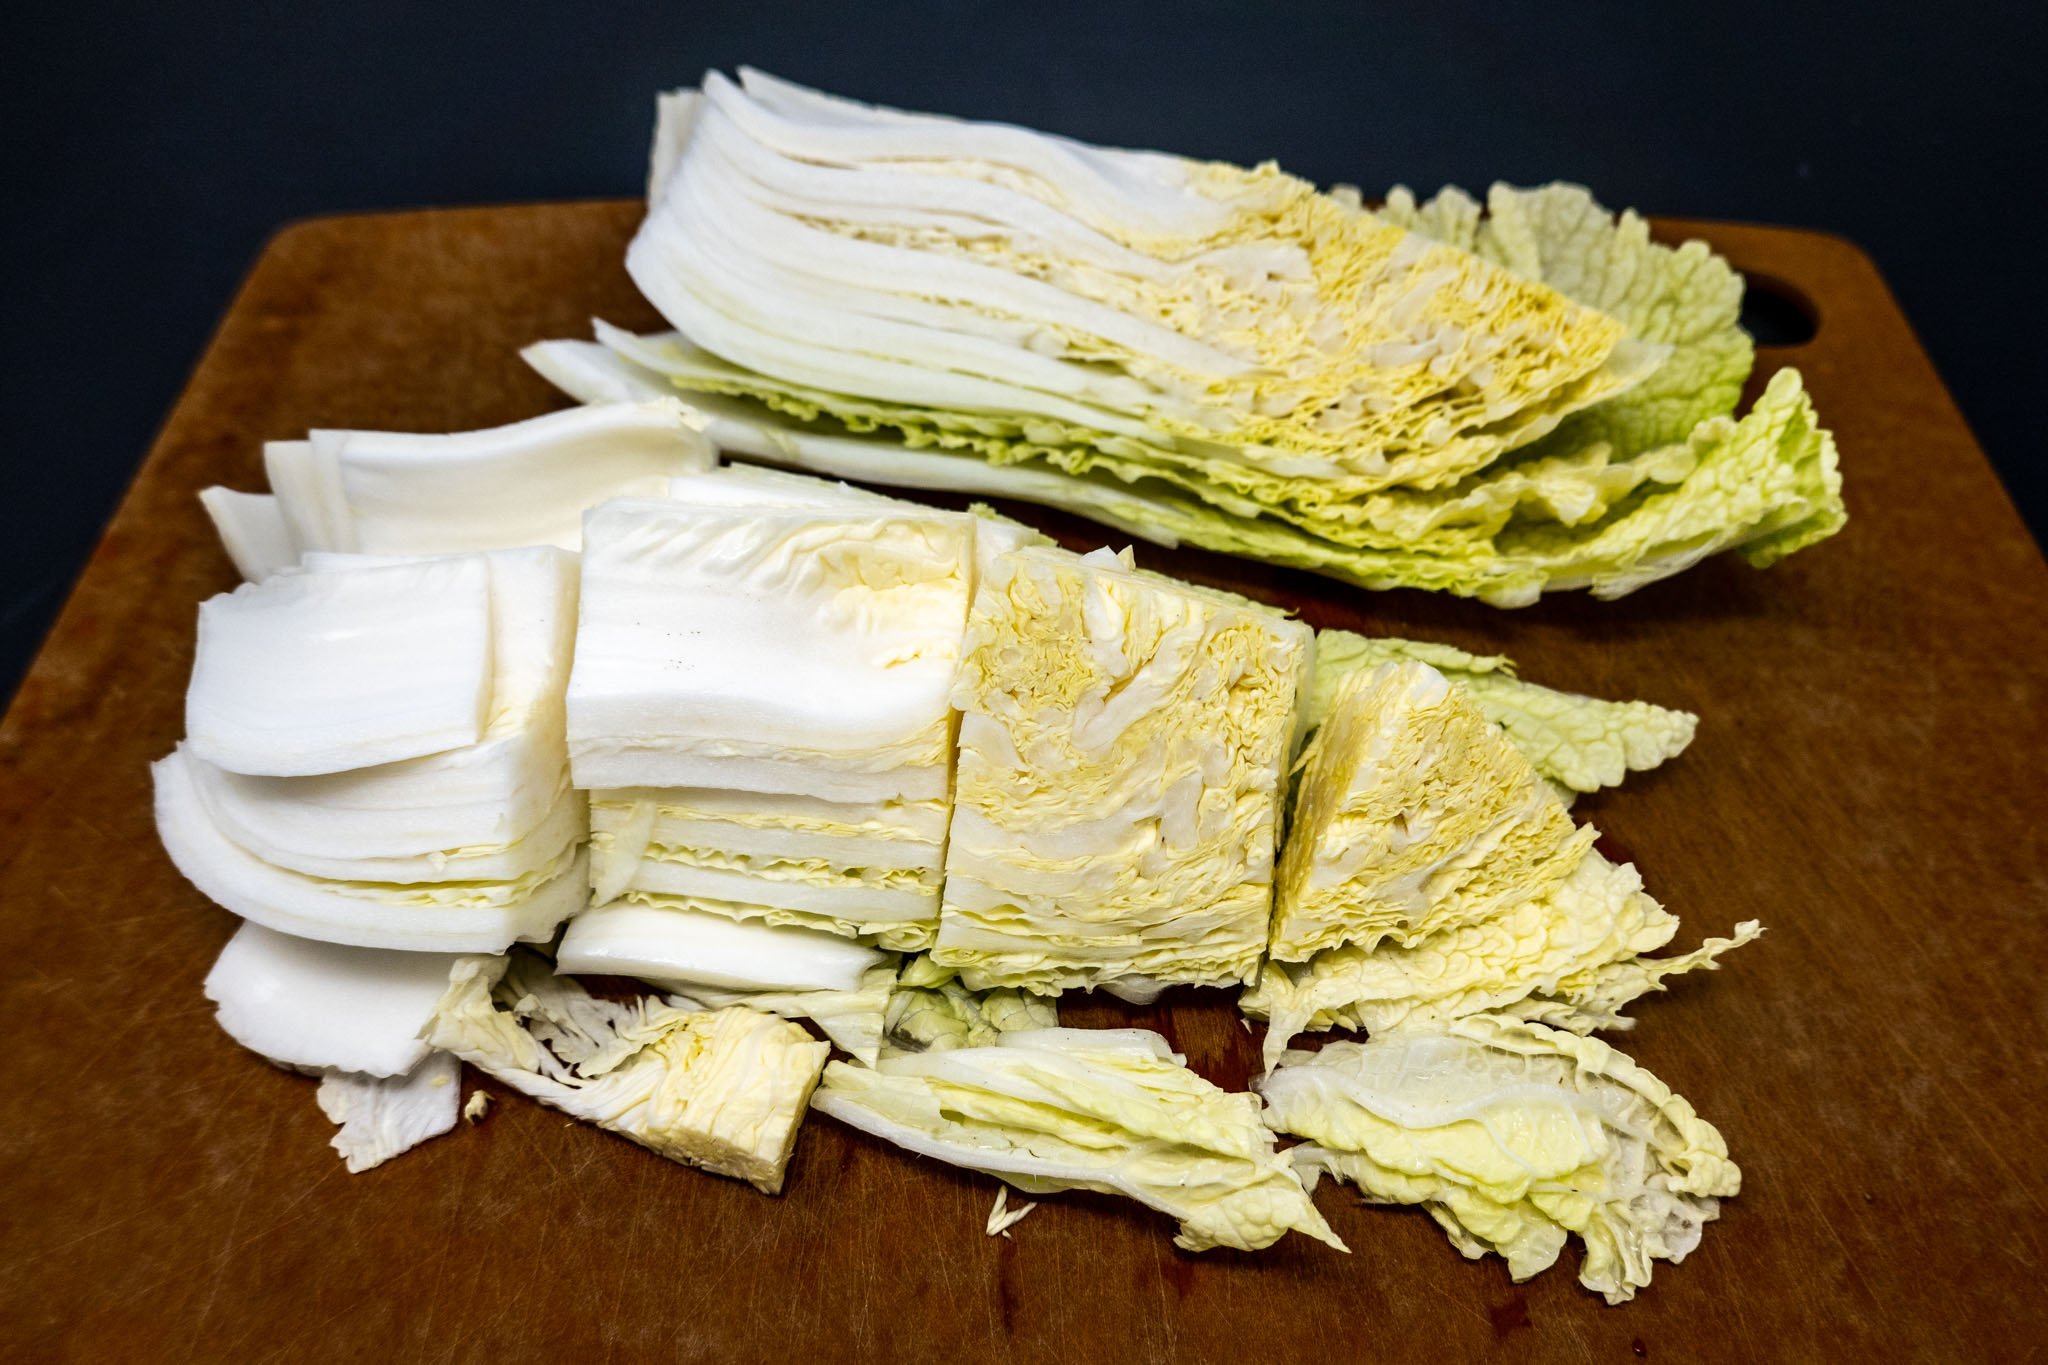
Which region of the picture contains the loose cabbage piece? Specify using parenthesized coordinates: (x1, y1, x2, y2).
(881, 961, 1060, 1058)
(1257, 1016, 1740, 1303)
(986, 1187, 1038, 1236)
(811, 1027, 1345, 1253)
(1502, 920, 1765, 1035)
(154, 748, 588, 953)
(204, 920, 489, 1077)
(1246, 850, 1759, 1067)
(934, 544, 1309, 992)
(200, 924, 494, 1173)
(316, 1053, 462, 1173)
(184, 548, 582, 869)
(185, 557, 492, 777)
(257, 401, 714, 558)
(568, 497, 973, 947)
(425, 955, 829, 1193)
(672, 964, 900, 1067)
(557, 901, 889, 993)
(199, 488, 300, 581)
(1270, 662, 1588, 964)
(1308, 630, 1696, 794)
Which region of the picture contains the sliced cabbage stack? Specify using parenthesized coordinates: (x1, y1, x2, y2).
(199, 402, 714, 578)
(933, 544, 1309, 994)
(156, 548, 588, 953)
(812, 1027, 1345, 1252)
(1246, 660, 1757, 1067)
(1308, 630, 1697, 796)
(426, 954, 830, 1193)
(203, 921, 495, 1171)
(559, 70, 1844, 604)
(1257, 1017, 1742, 1303)
(567, 495, 976, 950)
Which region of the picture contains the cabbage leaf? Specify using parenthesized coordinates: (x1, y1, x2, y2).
(1309, 630, 1697, 794)
(812, 1026, 1345, 1252)
(1258, 1016, 1740, 1303)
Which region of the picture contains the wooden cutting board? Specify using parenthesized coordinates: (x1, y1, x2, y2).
(2, 202, 2043, 1362)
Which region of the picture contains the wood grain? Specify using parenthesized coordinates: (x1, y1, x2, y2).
(1, 202, 2043, 1362)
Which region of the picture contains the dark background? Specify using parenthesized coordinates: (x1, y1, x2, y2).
(5, 2, 2043, 702)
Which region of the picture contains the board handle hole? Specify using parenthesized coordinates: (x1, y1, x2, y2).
(1739, 273, 1819, 347)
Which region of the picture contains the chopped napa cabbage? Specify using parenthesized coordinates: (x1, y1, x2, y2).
(1309, 630, 1696, 794)
(154, 747, 588, 953)
(672, 963, 899, 1067)
(198, 487, 300, 581)
(1269, 662, 1587, 963)
(316, 1052, 462, 1173)
(934, 544, 1309, 993)
(1247, 850, 1758, 1067)
(425, 955, 829, 1193)
(566, 498, 973, 799)
(259, 401, 714, 556)
(632, 72, 1643, 503)
(204, 920, 493, 1077)
(555, 901, 888, 993)
(184, 547, 581, 866)
(811, 1027, 1344, 1253)
(185, 556, 492, 777)
(1257, 1016, 1740, 1303)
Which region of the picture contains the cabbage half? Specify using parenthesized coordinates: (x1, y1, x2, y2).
(540, 74, 1846, 605)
